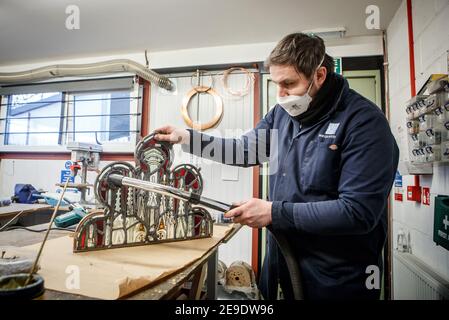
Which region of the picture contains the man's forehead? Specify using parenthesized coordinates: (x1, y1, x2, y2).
(269, 65, 303, 82)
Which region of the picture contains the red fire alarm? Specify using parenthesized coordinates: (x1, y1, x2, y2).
(395, 193, 403, 201)
(407, 185, 421, 202)
(422, 187, 430, 205)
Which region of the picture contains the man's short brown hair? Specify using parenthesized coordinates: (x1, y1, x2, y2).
(265, 33, 334, 78)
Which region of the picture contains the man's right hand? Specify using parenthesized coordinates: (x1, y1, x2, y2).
(154, 125, 190, 144)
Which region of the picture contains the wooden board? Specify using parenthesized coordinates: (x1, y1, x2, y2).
(2, 224, 235, 299)
(0, 203, 52, 219)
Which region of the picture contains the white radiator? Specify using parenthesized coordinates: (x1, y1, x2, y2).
(393, 251, 449, 300)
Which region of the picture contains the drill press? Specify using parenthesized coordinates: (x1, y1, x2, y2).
(54, 142, 102, 228)
(64, 141, 102, 205)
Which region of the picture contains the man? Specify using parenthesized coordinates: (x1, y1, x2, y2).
(155, 33, 399, 300)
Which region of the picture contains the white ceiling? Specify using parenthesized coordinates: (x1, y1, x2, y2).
(0, 0, 401, 66)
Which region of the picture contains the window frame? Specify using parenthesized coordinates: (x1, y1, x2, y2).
(0, 77, 142, 154)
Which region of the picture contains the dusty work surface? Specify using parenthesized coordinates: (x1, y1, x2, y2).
(0, 203, 52, 218)
(4, 224, 233, 299)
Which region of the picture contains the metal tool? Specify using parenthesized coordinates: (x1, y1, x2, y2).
(108, 174, 230, 212)
(54, 206, 87, 228)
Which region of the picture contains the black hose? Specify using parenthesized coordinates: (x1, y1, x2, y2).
(267, 226, 304, 300)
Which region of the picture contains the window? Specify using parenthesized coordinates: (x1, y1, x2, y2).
(69, 91, 133, 144)
(4, 92, 63, 146)
(0, 77, 141, 150)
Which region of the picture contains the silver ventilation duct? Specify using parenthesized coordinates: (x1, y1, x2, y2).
(0, 59, 173, 91)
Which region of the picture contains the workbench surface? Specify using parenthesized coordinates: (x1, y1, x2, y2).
(0, 203, 52, 218)
(0, 222, 241, 300)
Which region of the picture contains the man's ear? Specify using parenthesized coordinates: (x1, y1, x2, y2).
(316, 66, 327, 86)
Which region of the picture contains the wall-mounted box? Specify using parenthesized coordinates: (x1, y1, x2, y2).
(434, 195, 449, 251)
(406, 74, 449, 169)
(407, 185, 421, 202)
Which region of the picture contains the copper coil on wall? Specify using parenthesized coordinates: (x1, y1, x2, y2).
(221, 67, 254, 97)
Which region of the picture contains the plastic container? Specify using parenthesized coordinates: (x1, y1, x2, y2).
(418, 115, 426, 131)
(410, 134, 421, 148)
(413, 102, 422, 118)
(438, 90, 449, 108)
(425, 145, 441, 162)
(411, 149, 419, 162)
(414, 148, 426, 163)
(406, 105, 414, 120)
(442, 141, 449, 161)
(442, 120, 449, 142)
(418, 132, 427, 148)
(425, 114, 437, 130)
(424, 94, 438, 113)
(418, 114, 437, 131)
(407, 120, 419, 134)
(445, 101, 449, 123)
(425, 128, 441, 145)
(435, 106, 447, 126)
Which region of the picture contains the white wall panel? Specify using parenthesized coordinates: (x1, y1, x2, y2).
(388, 0, 449, 297)
(149, 71, 255, 266)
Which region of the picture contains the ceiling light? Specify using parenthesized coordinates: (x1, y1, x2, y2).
(302, 27, 346, 39)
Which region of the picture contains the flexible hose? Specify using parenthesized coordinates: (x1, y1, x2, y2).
(0, 59, 173, 91)
(266, 226, 304, 299)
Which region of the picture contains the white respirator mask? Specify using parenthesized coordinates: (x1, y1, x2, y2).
(277, 55, 325, 117)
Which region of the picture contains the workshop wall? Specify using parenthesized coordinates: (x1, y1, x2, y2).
(0, 159, 121, 202)
(387, 0, 449, 289)
(149, 71, 255, 267)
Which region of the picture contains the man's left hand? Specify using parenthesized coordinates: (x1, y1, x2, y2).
(224, 198, 272, 228)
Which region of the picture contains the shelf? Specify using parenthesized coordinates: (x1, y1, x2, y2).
(398, 161, 433, 175)
(398, 160, 449, 175)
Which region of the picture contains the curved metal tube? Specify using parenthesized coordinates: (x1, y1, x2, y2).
(108, 173, 304, 299)
(0, 59, 173, 91)
(108, 174, 231, 212)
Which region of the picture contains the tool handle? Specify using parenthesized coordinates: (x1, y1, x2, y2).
(108, 174, 124, 187)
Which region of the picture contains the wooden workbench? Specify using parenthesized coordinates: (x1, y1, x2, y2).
(0, 203, 69, 229)
(0, 222, 241, 300)
(0, 203, 52, 219)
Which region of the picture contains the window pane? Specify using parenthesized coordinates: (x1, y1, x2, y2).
(5, 92, 62, 145)
(71, 91, 131, 144)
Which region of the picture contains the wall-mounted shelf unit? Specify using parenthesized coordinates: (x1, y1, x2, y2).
(404, 74, 449, 175)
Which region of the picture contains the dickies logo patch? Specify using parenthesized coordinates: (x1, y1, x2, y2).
(325, 123, 340, 135)
(329, 144, 339, 151)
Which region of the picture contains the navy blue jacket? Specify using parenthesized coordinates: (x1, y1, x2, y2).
(182, 75, 399, 300)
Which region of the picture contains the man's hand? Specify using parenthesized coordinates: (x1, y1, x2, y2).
(154, 125, 190, 144)
(225, 198, 272, 228)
